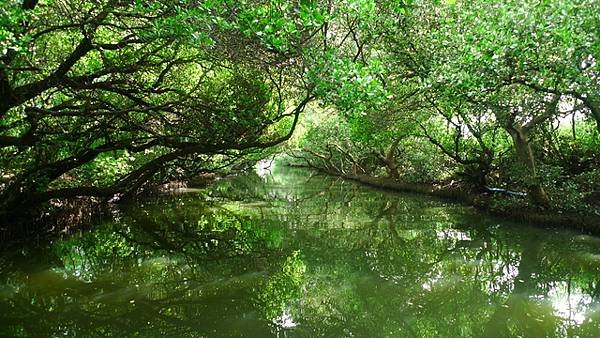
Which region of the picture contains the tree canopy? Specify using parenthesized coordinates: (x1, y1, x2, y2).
(1, 0, 316, 221)
(1, 0, 599, 228)
(291, 0, 599, 212)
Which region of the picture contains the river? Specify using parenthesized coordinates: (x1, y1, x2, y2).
(1, 165, 599, 337)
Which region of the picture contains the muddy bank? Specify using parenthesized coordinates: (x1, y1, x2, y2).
(312, 169, 600, 234)
(0, 172, 223, 246)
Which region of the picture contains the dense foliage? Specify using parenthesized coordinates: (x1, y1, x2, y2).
(290, 0, 599, 213)
(0, 0, 317, 223)
(0, 0, 599, 229)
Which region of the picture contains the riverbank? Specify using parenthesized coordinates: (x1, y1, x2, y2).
(0, 172, 222, 246)
(305, 167, 600, 234)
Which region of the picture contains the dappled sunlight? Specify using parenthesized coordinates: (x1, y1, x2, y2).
(548, 282, 592, 325)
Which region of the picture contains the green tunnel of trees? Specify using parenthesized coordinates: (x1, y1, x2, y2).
(0, 0, 598, 229)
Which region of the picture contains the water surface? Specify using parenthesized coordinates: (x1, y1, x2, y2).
(1, 166, 600, 337)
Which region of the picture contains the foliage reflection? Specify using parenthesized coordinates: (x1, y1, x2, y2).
(1, 167, 600, 337)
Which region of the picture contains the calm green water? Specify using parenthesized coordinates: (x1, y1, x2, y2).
(1, 166, 600, 337)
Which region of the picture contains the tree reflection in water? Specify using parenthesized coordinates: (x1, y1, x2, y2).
(1, 166, 600, 337)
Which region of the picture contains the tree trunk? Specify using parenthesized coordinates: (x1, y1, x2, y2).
(385, 158, 400, 180)
(507, 125, 550, 207)
(472, 161, 490, 191)
(383, 138, 401, 180)
(584, 95, 600, 133)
